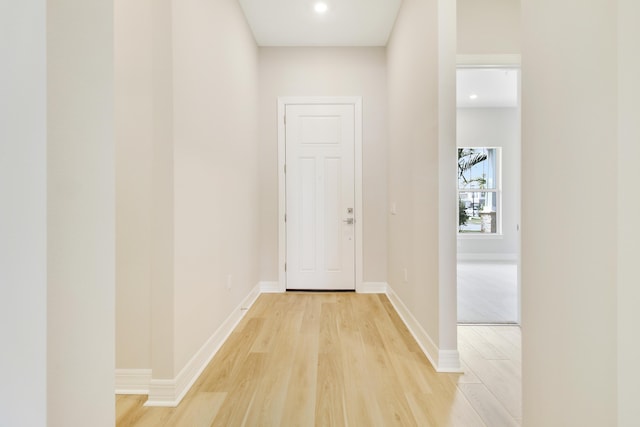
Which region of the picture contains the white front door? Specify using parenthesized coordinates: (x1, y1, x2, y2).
(285, 104, 355, 290)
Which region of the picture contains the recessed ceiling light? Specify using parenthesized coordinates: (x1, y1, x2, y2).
(314, 2, 328, 14)
(469, 94, 478, 100)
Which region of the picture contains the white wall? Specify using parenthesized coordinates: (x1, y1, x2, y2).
(114, 0, 261, 387)
(457, 108, 520, 258)
(521, 0, 617, 425)
(258, 47, 388, 283)
(458, 0, 521, 55)
(3, 2, 115, 425)
(437, 0, 458, 357)
(149, 0, 176, 381)
(171, 0, 260, 373)
(0, 1, 47, 425)
(387, 0, 440, 343)
(115, 0, 153, 371)
(456, 0, 521, 262)
(114, 0, 176, 384)
(617, 0, 640, 424)
(47, 1, 115, 425)
(386, 0, 458, 368)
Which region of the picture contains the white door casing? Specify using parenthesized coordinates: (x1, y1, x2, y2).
(278, 97, 363, 292)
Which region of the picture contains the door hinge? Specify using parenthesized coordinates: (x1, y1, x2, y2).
(284, 164, 287, 174)
(284, 263, 287, 272)
(284, 213, 287, 222)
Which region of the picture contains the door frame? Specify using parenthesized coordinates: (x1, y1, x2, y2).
(456, 55, 522, 325)
(277, 96, 363, 293)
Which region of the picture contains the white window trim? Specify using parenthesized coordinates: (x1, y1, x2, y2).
(457, 147, 502, 237)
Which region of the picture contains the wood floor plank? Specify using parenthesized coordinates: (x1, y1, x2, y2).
(299, 293, 323, 335)
(210, 352, 266, 427)
(458, 383, 519, 427)
(379, 316, 433, 396)
(193, 317, 264, 393)
(116, 293, 521, 427)
(242, 310, 303, 426)
(164, 392, 226, 427)
(406, 389, 486, 427)
(289, 328, 320, 389)
(125, 406, 175, 427)
(360, 304, 418, 426)
(459, 326, 509, 360)
(450, 359, 483, 385)
(471, 326, 522, 369)
(318, 301, 341, 353)
(458, 330, 522, 420)
(378, 294, 423, 353)
(315, 352, 347, 426)
(486, 325, 522, 357)
(115, 395, 148, 427)
(494, 326, 522, 350)
(249, 308, 282, 353)
(281, 332, 319, 426)
(338, 309, 385, 427)
(280, 386, 317, 427)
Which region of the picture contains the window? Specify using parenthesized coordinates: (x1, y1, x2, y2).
(458, 147, 501, 235)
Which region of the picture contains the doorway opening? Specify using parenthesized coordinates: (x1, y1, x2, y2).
(456, 67, 521, 325)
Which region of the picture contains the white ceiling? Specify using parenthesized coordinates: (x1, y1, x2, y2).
(237, 3, 519, 108)
(238, 0, 403, 46)
(457, 68, 519, 108)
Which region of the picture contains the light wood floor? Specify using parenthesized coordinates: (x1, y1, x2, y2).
(458, 262, 518, 324)
(117, 293, 521, 426)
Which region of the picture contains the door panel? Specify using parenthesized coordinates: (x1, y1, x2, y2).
(286, 104, 355, 290)
(324, 157, 342, 272)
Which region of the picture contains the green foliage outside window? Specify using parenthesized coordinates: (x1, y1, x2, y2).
(459, 198, 469, 230)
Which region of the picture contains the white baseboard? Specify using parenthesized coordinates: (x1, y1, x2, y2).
(358, 282, 388, 293)
(144, 283, 261, 407)
(438, 350, 463, 372)
(145, 379, 175, 407)
(115, 369, 152, 395)
(385, 285, 462, 373)
(457, 253, 518, 262)
(259, 281, 283, 293)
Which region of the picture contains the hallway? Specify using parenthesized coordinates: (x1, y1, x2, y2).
(116, 293, 521, 426)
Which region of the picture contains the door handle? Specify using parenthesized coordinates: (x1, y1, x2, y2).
(343, 218, 354, 224)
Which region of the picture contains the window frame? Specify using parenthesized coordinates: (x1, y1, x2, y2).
(457, 146, 503, 238)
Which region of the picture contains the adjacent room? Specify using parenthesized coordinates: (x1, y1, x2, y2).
(456, 67, 521, 325)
